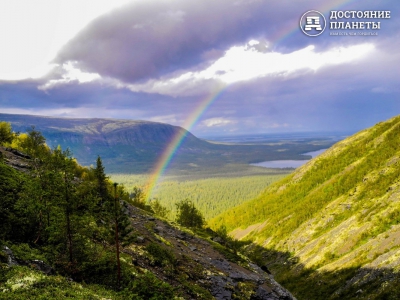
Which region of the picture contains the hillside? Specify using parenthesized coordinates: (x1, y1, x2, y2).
(0, 143, 295, 299)
(0, 113, 334, 173)
(210, 115, 400, 299)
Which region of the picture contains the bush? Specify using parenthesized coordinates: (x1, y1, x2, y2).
(128, 272, 175, 300)
(0, 122, 13, 145)
(145, 243, 176, 267)
(175, 199, 205, 228)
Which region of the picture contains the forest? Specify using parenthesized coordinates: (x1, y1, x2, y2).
(111, 174, 288, 220)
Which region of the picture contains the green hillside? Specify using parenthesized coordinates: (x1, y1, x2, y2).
(0, 124, 295, 299)
(210, 115, 400, 299)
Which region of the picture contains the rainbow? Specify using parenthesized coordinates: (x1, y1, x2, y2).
(144, 85, 226, 200)
(144, 0, 362, 200)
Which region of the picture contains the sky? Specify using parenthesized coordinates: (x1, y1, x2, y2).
(0, 0, 399, 137)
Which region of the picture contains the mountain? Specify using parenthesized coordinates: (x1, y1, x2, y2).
(0, 113, 205, 172)
(210, 115, 400, 299)
(0, 113, 332, 173)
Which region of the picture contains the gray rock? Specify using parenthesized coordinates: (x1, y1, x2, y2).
(176, 232, 191, 240)
(154, 226, 164, 233)
(210, 276, 232, 300)
(210, 258, 232, 272)
(229, 271, 252, 282)
(2, 246, 18, 266)
(29, 260, 55, 275)
(136, 236, 145, 243)
(252, 286, 276, 300)
(213, 236, 223, 243)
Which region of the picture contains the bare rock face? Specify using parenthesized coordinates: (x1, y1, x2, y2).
(0, 147, 31, 173)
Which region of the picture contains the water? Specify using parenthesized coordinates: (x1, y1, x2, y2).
(251, 149, 327, 169)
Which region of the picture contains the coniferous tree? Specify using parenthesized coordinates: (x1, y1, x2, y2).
(176, 199, 205, 228)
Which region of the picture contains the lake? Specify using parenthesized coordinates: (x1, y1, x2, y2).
(251, 149, 327, 169)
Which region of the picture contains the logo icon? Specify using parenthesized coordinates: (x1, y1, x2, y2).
(300, 10, 326, 36)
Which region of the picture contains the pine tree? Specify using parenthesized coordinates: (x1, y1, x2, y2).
(175, 199, 205, 228)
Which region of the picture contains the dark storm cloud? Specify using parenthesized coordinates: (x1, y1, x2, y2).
(54, 0, 332, 83)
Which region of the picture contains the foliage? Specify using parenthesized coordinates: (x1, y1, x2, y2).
(129, 186, 154, 213)
(0, 121, 14, 145)
(145, 242, 176, 267)
(149, 198, 170, 218)
(175, 199, 205, 228)
(127, 272, 175, 300)
(0, 265, 123, 300)
(0, 122, 136, 290)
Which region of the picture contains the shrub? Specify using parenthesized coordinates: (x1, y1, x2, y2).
(175, 199, 205, 228)
(145, 243, 176, 267)
(128, 272, 175, 300)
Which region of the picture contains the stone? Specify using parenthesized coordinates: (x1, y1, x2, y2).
(29, 260, 55, 275)
(154, 226, 164, 233)
(213, 236, 223, 243)
(136, 236, 145, 243)
(2, 246, 18, 266)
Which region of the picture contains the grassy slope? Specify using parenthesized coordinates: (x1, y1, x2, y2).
(209, 115, 400, 299)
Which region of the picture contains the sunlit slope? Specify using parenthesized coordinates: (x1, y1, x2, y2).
(210, 115, 400, 271)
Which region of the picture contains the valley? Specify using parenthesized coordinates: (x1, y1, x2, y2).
(3, 112, 400, 299)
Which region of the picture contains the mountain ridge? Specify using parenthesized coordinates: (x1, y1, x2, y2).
(0, 113, 333, 174)
(209, 115, 400, 299)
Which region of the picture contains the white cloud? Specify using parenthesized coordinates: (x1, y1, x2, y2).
(0, 0, 133, 80)
(123, 41, 375, 97)
(148, 114, 180, 125)
(38, 62, 101, 90)
(201, 117, 237, 127)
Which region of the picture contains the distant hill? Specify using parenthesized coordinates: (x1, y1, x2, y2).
(210, 115, 400, 299)
(0, 113, 331, 173)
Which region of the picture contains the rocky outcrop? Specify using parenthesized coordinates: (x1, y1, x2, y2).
(0, 147, 31, 173)
(1, 246, 55, 275)
(123, 205, 296, 300)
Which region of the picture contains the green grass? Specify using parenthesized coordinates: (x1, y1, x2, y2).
(0, 266, 123, 300)
(210, 115, 400, 244)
